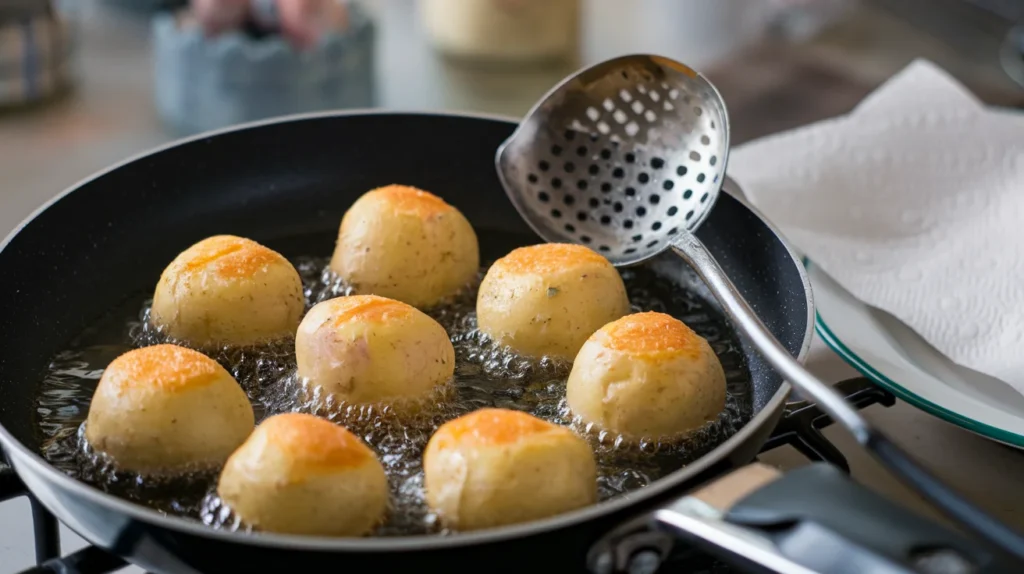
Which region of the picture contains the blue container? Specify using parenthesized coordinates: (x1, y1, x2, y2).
(152, 2, 375, 135)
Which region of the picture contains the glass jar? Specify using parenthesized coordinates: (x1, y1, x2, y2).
(420, 0, 580, 64)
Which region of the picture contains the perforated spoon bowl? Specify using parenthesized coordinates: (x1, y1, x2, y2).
(496, 54, 1024, 559)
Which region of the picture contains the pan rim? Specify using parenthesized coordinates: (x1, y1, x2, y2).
(0, 108, 813, 552)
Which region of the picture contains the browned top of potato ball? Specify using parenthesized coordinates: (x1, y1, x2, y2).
(593, 312, 705, 360)
(491, 244, 609, 277)
(427, 408, 570, 451)
(255, 413, 377, 476)
(313, 295, 417, 330)
(176, 235, 288, 280)
(103, 344, 225, 393)
(366, 184, 457, 218)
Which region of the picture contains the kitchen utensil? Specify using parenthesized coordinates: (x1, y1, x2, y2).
(0, 111, 1011, 574)
(495, 53, 1024, 559)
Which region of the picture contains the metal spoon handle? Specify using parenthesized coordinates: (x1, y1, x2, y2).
(671, 231, 869, 439)
(669, 230, 1024, 562)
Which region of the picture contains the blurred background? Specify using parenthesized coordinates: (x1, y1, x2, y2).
(1, 0, 1022, 238)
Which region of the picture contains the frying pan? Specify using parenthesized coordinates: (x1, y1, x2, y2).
(0, 111, 1011, 574)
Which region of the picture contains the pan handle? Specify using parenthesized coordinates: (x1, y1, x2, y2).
(591, 462, 1017, 574)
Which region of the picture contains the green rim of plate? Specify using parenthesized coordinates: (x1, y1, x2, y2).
(806, 260, 1024, 448)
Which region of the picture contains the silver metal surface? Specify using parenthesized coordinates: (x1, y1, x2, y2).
(669, 229, 869, 438)
(651, 504, 821, 574)
(496, 54, 729, 266)
(496, 53, 872, 444)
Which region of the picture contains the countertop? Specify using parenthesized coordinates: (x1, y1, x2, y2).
(2, 1, 1024, 572)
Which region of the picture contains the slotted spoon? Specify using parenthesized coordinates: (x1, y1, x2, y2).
(495, 53, 1024, 560)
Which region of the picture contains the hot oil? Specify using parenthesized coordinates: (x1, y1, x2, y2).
(35, 236, 753, 537)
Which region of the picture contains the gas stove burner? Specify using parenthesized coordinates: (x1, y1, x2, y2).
(1, 378, 896, 574)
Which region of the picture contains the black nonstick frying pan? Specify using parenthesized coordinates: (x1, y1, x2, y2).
(0, 112, 1016, 574)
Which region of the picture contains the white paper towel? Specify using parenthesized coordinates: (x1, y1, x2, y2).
(729, 59, 1024, 393)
